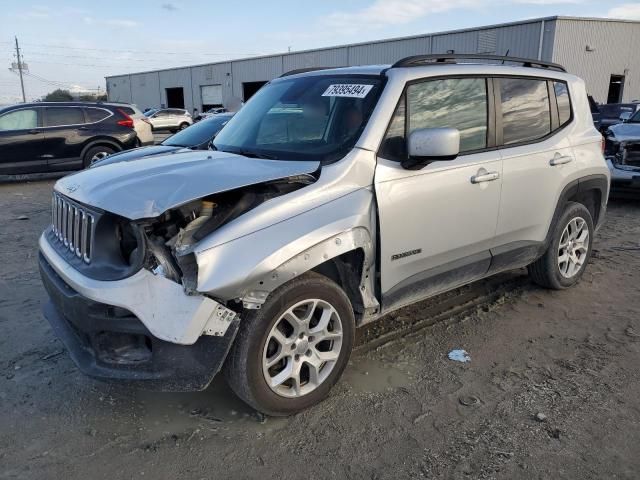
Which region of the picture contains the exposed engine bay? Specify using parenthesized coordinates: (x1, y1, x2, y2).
(137, 174, 317, 293)
(611, 140, 640, 171)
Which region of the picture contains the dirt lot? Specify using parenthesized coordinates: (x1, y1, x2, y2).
(1, 179, 639, 480)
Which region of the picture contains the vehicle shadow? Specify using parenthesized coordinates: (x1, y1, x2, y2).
(0, 172, 68, 184)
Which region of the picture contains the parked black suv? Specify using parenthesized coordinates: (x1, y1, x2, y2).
(0, 102, 138, 175)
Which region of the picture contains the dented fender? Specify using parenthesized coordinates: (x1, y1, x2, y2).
(194, 187, 378, 310)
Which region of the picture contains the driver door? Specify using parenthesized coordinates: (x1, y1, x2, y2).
(374, 76, 503, 310)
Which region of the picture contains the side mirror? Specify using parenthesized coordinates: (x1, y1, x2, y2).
(619, 112, 632, 122)
(402, 128, 460, 170)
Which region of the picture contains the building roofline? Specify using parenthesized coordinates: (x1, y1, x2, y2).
(105, 15, 639, 80)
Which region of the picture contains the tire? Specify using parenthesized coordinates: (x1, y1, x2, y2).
(224, 272, 355, 416)
(178, 122, 189, 130)
(83, 145, 115, 168)
(528, 201, 594, 289)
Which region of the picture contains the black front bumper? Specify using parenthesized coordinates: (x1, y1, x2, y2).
(611, 178, 640, 198)
(39, 253, 239, 392)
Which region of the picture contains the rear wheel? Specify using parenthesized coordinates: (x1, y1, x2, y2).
(83, 145, 115, 168)
(178, 122, 189, 131)
(224, 272, 355, 416)
(528, 202, 594, 289)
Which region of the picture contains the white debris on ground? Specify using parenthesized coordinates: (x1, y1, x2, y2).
(448, 349, 471, 362)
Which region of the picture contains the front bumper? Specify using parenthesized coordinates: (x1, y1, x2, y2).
(607, 158, 640, 197)
(40, 252, 239, 391)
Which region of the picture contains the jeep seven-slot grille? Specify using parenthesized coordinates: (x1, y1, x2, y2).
(51, 193, 95, 263)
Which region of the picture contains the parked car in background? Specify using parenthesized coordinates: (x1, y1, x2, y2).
(195, 107, 228, 122)
(595, 102, 640, 132)
(605, 109, 640, 196)
(93, 113, 234, 168)
(39, 55, 609, 416)
(0, 102, 138, 174)
(103, 103, 154, 146)
(144, 108, 192, 132)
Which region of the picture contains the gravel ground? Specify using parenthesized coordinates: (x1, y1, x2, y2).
(1, 179, 639, 480)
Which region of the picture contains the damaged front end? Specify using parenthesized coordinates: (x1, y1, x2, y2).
(139, 173, 317, 293)
(607, 138, 640, 196)
(39, 158, 318, 390)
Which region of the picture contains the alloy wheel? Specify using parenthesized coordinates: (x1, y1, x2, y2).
(90, 151, 109, 164)
(262, 299, 343, 398)
(557, 216, 589, 278)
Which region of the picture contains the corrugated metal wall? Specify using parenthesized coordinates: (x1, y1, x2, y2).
(553, 19, 640, 103)
(107, 18, 637, 110)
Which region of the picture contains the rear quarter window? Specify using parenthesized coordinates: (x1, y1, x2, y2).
(85, 108, 110, 123)
(553, 81, 572, 126)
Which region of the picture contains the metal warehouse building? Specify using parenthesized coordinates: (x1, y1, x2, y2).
(106, 16, 640, 112)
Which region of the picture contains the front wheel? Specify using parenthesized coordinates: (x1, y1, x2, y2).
(178, 122, 189, 130)
(224, 272, 355, 416)
(528, 201, 594, 289)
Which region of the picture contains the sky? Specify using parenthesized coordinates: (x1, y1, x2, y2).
(1, 0, 639, 103)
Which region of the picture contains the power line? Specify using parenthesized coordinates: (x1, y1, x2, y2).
(17, 41, 260, 57)
(4, 49, 223, 64)
(19, 59, 170, 68)
(22, 71, 101, 91)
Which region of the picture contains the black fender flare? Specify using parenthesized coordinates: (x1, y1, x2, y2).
(542, 173, 609, 252)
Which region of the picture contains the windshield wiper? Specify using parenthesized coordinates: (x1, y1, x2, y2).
(223, 148, 278, 160)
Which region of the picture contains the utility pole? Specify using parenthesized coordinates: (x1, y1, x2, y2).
(14, 36, 26, 103)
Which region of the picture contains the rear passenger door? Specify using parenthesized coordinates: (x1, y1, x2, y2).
(494, 77, 578, 254)
(375, 76, 503, 309)
(43, 106, 88, 170)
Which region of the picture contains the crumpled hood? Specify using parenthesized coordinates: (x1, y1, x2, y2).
(608, 123, 640, 142)
(90, 145, 187, 168)
(55, 150, 320, 219)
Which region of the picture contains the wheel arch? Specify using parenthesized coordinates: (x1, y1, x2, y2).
(80, 138, 123, 160)
(238, 228, 380, 322)
(544, 174, 608, 251)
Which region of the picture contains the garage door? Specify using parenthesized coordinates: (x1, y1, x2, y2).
(201, 85, 222, 106)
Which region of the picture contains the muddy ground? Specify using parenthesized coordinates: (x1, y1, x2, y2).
(1, 179, 639, 480)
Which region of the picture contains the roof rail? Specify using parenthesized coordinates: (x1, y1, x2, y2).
(280, 67, 336, 77)
(391, 54, 566, 72)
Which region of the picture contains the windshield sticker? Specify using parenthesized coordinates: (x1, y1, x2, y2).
(322, 84, 374, 98)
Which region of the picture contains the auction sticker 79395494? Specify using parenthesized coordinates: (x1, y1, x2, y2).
(322, 84, 374, 98)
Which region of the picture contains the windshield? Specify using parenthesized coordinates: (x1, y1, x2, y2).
(144, 109, 158, 117)
(213, 75, 383, 162)
(163, 115, 233, 147)
(629, 110, 640, 123)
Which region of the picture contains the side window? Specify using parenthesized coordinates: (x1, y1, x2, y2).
(0, 109, 38, 131)
(553, 81, 571, 126)
(380, 77, 488, 160)
(500, 78, 551, 145)
(45, 107, 85, 127)
(85, 108, 110, 123)
(409, 78, 488, 153)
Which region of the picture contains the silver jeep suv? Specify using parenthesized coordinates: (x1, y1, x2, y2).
(39, 54, 609, 415)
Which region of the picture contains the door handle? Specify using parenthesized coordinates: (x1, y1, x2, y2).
(471, 170, 500, 184)
(77, 126, 88, 131)
(27, 129, 40, 135)
(549, 154, 573, 166)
